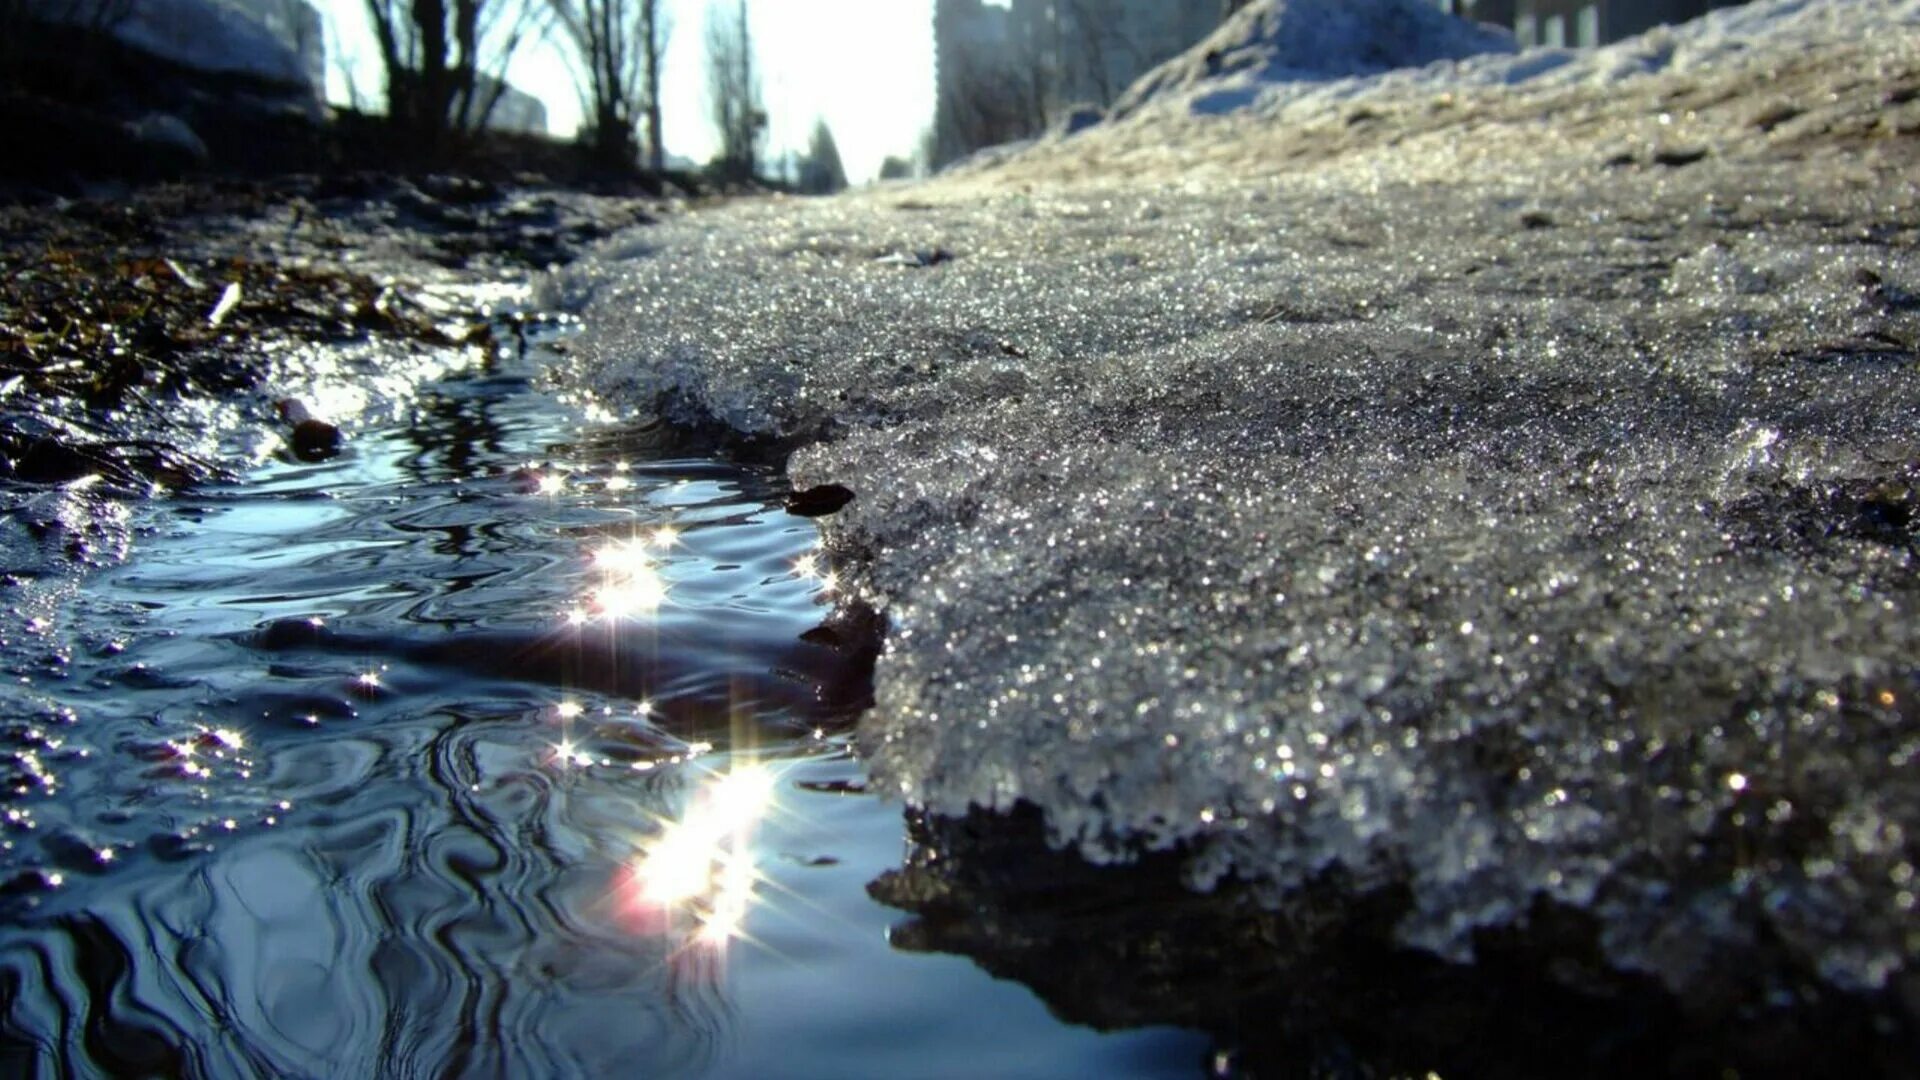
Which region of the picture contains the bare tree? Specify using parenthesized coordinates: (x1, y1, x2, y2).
(947, 60, 1047, 158)
(1059, 0, 1119, 107)
(363, 0, 548, 151)
(931, 0, 1059, 167)
(933, 41, 1049, 166)
(705, 0, 764, 181)
(934, 0, 1241, 165)
(1056, 0, 1171, 109)
(550, 0, 669, 169)
(639, 0, 666, 170)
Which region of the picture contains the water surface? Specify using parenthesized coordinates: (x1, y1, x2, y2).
(0, 335, 1204, 1077)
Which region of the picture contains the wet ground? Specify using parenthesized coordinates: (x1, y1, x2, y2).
(7, 9, 1920, 1070)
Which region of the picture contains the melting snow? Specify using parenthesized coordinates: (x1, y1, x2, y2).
(557, 0, 1920, 1003)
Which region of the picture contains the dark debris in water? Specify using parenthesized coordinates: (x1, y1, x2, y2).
(287, 418, 342, 462)
(2, 432, 222, 493)
(785, 482, 856, 517)
(0, 207, 428, 497)
(794, 779, 869, 796)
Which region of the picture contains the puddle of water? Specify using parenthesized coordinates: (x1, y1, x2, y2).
(0, 335, 1204, 1076)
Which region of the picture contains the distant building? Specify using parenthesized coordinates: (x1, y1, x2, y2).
(1022, 1, 1222, 110)
(933, 0, 1016, 166)
(1437, 0, 1517, 29)
(1440, 0, 1748, 48)
(933, 0, 1226, 167)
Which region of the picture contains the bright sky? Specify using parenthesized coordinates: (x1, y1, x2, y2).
(321, 0, 936, 183)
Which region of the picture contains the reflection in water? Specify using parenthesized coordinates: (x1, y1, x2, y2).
(623, 762, 776, 950)
(871, 805, 1916, 1079)
(584, 532, 671, 621)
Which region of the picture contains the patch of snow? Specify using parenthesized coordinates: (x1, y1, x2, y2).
(557, 0, 1920, 1006)
(31, 0, 317, 94)
(1109, 0, 1517, 118)
(1108, 0, 1920, 130)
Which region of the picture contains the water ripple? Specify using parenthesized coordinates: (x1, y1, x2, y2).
(0, 346, 858, 1075)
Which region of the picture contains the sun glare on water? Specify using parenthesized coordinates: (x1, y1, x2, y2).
(569, 529, 676, 625)
(625, 763, 778, 950)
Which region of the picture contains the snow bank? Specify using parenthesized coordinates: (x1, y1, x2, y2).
(1110, 0, 1515, 119)
(559, 0, 1920, 1008)
(1111, 0, 1920, 126)
(31, 0, 316, 92)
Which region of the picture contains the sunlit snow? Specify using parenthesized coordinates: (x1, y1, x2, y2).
(556, 0, 1920, 1003)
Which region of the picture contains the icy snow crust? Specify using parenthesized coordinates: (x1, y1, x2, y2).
(562, 0, 1920, 999)
(1110, 0, 1919, 124)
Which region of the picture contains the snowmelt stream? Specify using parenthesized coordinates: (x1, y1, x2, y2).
(0, 322, 1206, 1075)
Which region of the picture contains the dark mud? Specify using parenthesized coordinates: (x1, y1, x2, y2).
(0, 175, 664, 504)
